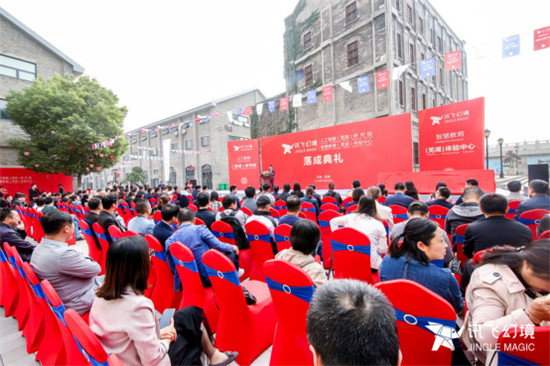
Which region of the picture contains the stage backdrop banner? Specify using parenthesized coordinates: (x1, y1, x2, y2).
(418, 97, 485, 171)
(0, 167, 74, 196)
(260, 114, 413, 189)
(227, 139, 261, 190)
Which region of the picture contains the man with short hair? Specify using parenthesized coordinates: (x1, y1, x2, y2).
(195, 192, 216, 229)
(464, 193, 532, 258)
(513, 179, 550, 220)
(278, 195, 303, 226)
(445, 187, 485, 246)
(277, 184, 292, 202)
(241, 185, 257, 212)
(258, 183, 276, 205)
(247, 196, 277, 236)
(323, 182, 342, 205)
(85, 197, 103, 224)
(307, 279, 401, 366)
(384, 182, 414, 208)
(426, 186, 454, 209)
(367, 186, 394, 229)
(506, 180, 527, 202)
(345, 180, 361, 198)
(0, 208, 35, 262)
(309, 184, 323, 207)
(97, 194, 127, 244)
(127, 200, 154, 236)
(41, 196, 58, 214)
(31, 211, 102, 315)
(153, 203, 180, 251)
(455, 178, 485, 205)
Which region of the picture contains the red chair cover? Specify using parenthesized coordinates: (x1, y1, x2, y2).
(318, 210, 342, 269)
(144, 235, 175, 312)
(321, 196, 337, 204)
(331, 227, 372, 283)
(245, 220, 274, 282)
(108, 225, 124, 241)
(505, 200, 522, 220)
(273, 224, 292, 252)
(389, 205, 409, 223)
(300, 202, 317, 222)
(320, 203, 339, 212)
(519, 209, 550, 240)
(92, 223, 110, 274)
(240, 206, 253, 217)
(428, 205, 449, 230)
(497, 325, 550, 365)
(64, 308, 110, 365)
(454, 223, 470, 266)
(274, 200, 287, 216)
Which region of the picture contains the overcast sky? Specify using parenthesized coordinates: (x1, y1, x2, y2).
(2, 0, 549, 146)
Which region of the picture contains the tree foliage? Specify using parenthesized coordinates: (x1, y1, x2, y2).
(6, 74, 128, 181)
(125, 167, 146, 185)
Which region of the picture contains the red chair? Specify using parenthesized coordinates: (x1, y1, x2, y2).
(346, 203, 358, 214)
(320, 203, 339, 212)
(202, 249, 276, 365)
(169, 242, 219, 332)
(245, 220, 274, 282)
(318, 210, 342, 269)
(188, 203, 198, 212)
(274, 200, 287, 216)
(194, 217, 206, 226)
(389, 205, 408, 223)
(342, 196, 354, 208)
(331, 227, 372, 283)
(3, 243, 29, 329)
(0, 244, 19, 317)
(144, 234, 175, 312)
(322, 196, 337, 204)
(269, 207, 280, 219)
(300, 202, 317, 222)
(122, 230, 139, 237)
(273, 224, 293, 252)
(212, 220, 251, 279)
(375, 279, 456, 365)
(20, 262, 47, 354)
(240, 206, 253, 217)
(108, 225, 124, 241)
(505, 200, 522, 220)
(263, 260, 314, 366)
(378, 195, 386, 204)
(92, 223, 110, 274)
(454, 223, 470, 266)
(539, 230, 550, 240)
(80, 220, 103, 266)
(497, 325, 550, 365)
(519, 209, 550, 240)
(153, 210, 163, 224)
(428, 205, 449, 230)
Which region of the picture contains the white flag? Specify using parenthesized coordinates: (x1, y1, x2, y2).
(391, 64, 409, 80)
(339, 81, 353, 93)
(226, 111, 233, 121)
(256, 103, 264, 115)
(293, 94, 302, 107)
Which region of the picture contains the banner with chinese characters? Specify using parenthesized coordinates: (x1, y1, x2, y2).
(259, 114, 412, 188)
(227, 139, 261, 190)
(418, 97, 485, 171)
(0, 168, 74, 197)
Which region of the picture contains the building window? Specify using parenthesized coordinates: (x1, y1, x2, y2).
(346, 2, 357, 24)
(398, 81, 404, 106)
(422, 93, 426, 110)
(201, 136, 210, 147)
(439, 68, 444, 87)
(303, 31, 312, 50)
(433, 98, 436, 107)
(395, 0, 400, 12)
(171, 142, 178, 149)
(186, 165, 195, 182)
(420, 52, 425, 62)
(409, 44, 415, 64)
(0, 54, 36, 81)
(413, 142, 419, 165)
(305, 65, 313, 87)
(201, 164, 213, 190)
(347, 41, 359, 67)
(418, 17, 424, 35)
(185, 140, 193, 150)
(407, 5, 413, 24)
(437, 36, 442, 52)
(411, 87, 416, 110)
(228, 136, 247, 141)
(150, 148, 158, 156)
(0, 99, 9, 120)
(397, 33, 403, 59)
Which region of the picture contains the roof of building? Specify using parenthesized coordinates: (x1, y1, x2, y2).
(0, 6, 85, 74)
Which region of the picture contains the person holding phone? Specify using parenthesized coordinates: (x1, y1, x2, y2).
(0, 208, 35, 262)
(89, 235, 237, 366)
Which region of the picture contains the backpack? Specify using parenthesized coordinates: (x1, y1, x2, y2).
(219, 211, 250, 249)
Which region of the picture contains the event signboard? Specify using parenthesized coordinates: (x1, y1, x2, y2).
(259, 114, 412, 189)
(227, 139, 261, 189)
(418, 97, 485, 171)
(0, 168, 74, 197)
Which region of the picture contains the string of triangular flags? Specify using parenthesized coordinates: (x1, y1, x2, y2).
(129, 145, 209, 155)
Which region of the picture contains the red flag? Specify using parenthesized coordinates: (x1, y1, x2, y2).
(242, 106, 253, 116)
(376, 70, 389, 89)
(280, 97, 289, 111)
(534, 26, 550, 51)
(445, 50, 462, 71)
(322, 86, 333, 101)
(24, 152, 30, 156)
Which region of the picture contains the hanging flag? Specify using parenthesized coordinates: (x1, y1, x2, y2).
(445, 50, 462, 71)
(322, 86, 333, 101)
(339, 81, 353, 93)
(212, 112, 221, 117)
(226, 111, 233, 121)
(502, 35, 520, 58)
(357, 76, 370, 94)
(307, 90, 317, 104)
(293, 93, 302, 107)
(256, 103, 264, 115)
(391, 64, 409, 80)
(24, 152, 30, 156)
(420, 58, 436, 79)
(236, 108, 243, 116)
(534, 26, 550, 51)
(280, 97, 289, 111)
(376, 70, 389, 89)
(268, 100, 276, 113)
(242, 106, 253, 116)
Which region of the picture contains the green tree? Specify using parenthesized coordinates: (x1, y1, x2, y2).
(126, 167, 146, 185)
(6, 74, 128, 187)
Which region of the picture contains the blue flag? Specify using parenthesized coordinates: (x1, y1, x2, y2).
(306, 90, 317, 104)
(268, 100, 276, 113)
(502, 35, 520, 58)
(236, 108, 243, 116)
(357, 76, 370, 94)
(420, 57, 436, 79)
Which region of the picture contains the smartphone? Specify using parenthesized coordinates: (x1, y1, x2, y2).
(159, 308, 175, 329)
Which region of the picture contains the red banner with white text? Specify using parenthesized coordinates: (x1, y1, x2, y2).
(418, 97, 485, 171)
(0, 168, 74, 197)
(227, 139, 261, 190)
(259, 114, 413, 189)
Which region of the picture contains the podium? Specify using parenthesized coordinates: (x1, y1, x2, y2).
(260, 172, 273, 188)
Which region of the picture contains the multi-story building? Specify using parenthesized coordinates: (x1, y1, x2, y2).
(259, 0, 468, 164)
(84, 89, 265, 190)
(0, 6, 84, 167)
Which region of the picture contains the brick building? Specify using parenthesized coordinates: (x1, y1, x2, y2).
(258, 0, 468, 164)
(84, 89, 265, 190)
(0, 6, 83, 167)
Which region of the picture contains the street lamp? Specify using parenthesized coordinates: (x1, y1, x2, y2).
(484, 129, 491, 169)
(514, 144, 519, 175)
(498, 138, 504, 178)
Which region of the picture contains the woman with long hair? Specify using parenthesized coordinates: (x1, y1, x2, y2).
(292, 182, 304, 198)
(330, 196, 388, 272)
(208, 191, 222, 212)
(404, 180, 419, 200)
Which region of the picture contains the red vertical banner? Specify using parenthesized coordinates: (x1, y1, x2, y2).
(242, 106, 252, 116)
(322, 85, 333, 101)
(418, 97, 485, 171)
(279, 97, 289, 111)
(227, 139, 261, 189)
(445, 50, 462, 71)
(534, 26, 550, 51)
(376, 70, 389, 89)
